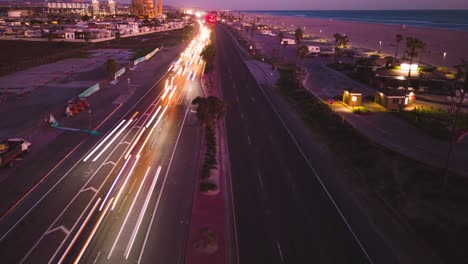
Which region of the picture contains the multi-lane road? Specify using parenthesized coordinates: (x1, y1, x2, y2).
(216, 24, 406, 264)
(0, 21, 210, 264)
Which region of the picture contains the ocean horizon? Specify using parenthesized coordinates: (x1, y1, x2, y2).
(239, 10, 468, 31)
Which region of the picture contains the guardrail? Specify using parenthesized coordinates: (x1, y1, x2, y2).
(78, 82, 100, 98)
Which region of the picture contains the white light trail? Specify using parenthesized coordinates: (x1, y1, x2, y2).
(99, 157, 131, 211)
(108, 166, 151, 259)
(74, 197, 113, 264)
(154, 105, 168, 128)
(112, 155, 139, 211)
(57, 198, 101, 264)
(145, 105, 162, 128)
(125, 166, 162, 259)
(92, 118, 134, 162)
(83, 119, 126, 162)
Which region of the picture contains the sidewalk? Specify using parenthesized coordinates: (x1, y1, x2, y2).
(303, 62, 468, 177)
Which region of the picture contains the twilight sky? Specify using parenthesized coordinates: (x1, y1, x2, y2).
(161, 0, 468, 10)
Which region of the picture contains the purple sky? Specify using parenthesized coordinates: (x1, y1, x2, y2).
(160, 0, 468, 10)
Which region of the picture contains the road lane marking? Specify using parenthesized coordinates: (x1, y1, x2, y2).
(137, 107, 189, 264)
(80, 187, 97, 193)
(257, 171, 264, 191)
(125, 166, 162, 259)
(108, 167, 151, 259)
(247, 135, 252, 145)
(276, 242, 285, 263)
(100, 157, 131, 211)
(55, 198, 101, 264)
(45, 225, 69, 236)
(17, 119, 144, 261)
(83, 119, 126, 162)
(245, 54, 375, 264)
(74, 197, 113, 264)
(0, 60, 170, 238)
(92, 251, 101, 264)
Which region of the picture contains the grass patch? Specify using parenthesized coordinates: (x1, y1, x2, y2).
(276, 65, 468, 264)
(393, 107, 468, 141)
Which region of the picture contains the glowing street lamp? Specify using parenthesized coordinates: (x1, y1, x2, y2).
(379, 40, 382, 52)
(443, 52, 447, 65)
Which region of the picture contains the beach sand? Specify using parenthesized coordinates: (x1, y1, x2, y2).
(240, 13, 468, 70)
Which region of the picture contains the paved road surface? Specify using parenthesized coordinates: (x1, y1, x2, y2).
(217, 24, 400, 264)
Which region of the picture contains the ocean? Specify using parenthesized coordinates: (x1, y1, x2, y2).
(241, 10, 468, 31)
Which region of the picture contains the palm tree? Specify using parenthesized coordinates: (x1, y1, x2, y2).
(276, 32, 285, 60)
(418, 42, 428, 64)
(333, 33, 342, 49)
(405, 37, 426, 89)
(394, 34, 403, 59)
(298, 45, 309, 78)
(442, 59, 468, 190)
(105, 58, 118, 80)
(294, 27, 304, 47)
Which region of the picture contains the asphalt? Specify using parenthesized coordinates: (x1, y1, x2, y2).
(0, 24, 205, 264)
(216, 24, 406, 264)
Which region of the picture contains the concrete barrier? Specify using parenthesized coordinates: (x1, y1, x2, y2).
(114, 67, 126, 79)
(134, 47, 160, 66)
(78, 82, 100, 98)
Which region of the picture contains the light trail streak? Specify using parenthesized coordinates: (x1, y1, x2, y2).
(124, 127, 146, 160)
(153, 105, 168, 128)
(99, 157, 131, 211)
(108, 167, 151, 259)
(145, 105, 162, 128)
(112, 155, 139, 211)
(92, 111, 139, 162)
(57, 198, 101, 264)
(73, 197, 113, 264)
(83, 119, 126, 162)
(125, 166, 162, 259)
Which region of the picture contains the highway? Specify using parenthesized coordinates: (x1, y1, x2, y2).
(216, 25, 400, 264)
(0, 21, 209, 264)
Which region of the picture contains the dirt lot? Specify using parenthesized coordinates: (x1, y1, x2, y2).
(0, 25, 194, 76)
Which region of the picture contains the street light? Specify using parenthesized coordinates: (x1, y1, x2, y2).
(443, 52, 447, 65)
(379, 40, 382, 52)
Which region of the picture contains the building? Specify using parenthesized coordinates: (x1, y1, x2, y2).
(131, 0, 156, 17)
(92, 0, 100, 16)
(108, 0, 116, 15)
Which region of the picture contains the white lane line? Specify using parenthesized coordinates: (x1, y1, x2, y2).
(102, 161, 117, 166)
(137, 107, 189, 264)
(83, 119, 126, 162)
(257, 171, 264, 191)
(124, 166, 162, 259)
(19, 119, 143, 262)
(45, 226, 69, 236)
(0, 69, 168, 241)
(246, 54, 375, 264)
(92, 118, 134, 162)
(80, 187, 98, 193)
(108, 167, 151, 259)
(276, 242, 285, 263)
(55, 198, 101, 264)
(247, 135, 252, 145)
(92, 251, 101, 264)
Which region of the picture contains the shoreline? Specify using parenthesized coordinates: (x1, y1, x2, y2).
(238, 13, 468, 69)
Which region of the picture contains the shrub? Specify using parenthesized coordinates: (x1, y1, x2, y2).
(200, 181, 217, 192)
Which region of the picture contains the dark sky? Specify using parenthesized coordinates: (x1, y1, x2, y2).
(158, 0, 468, 10)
